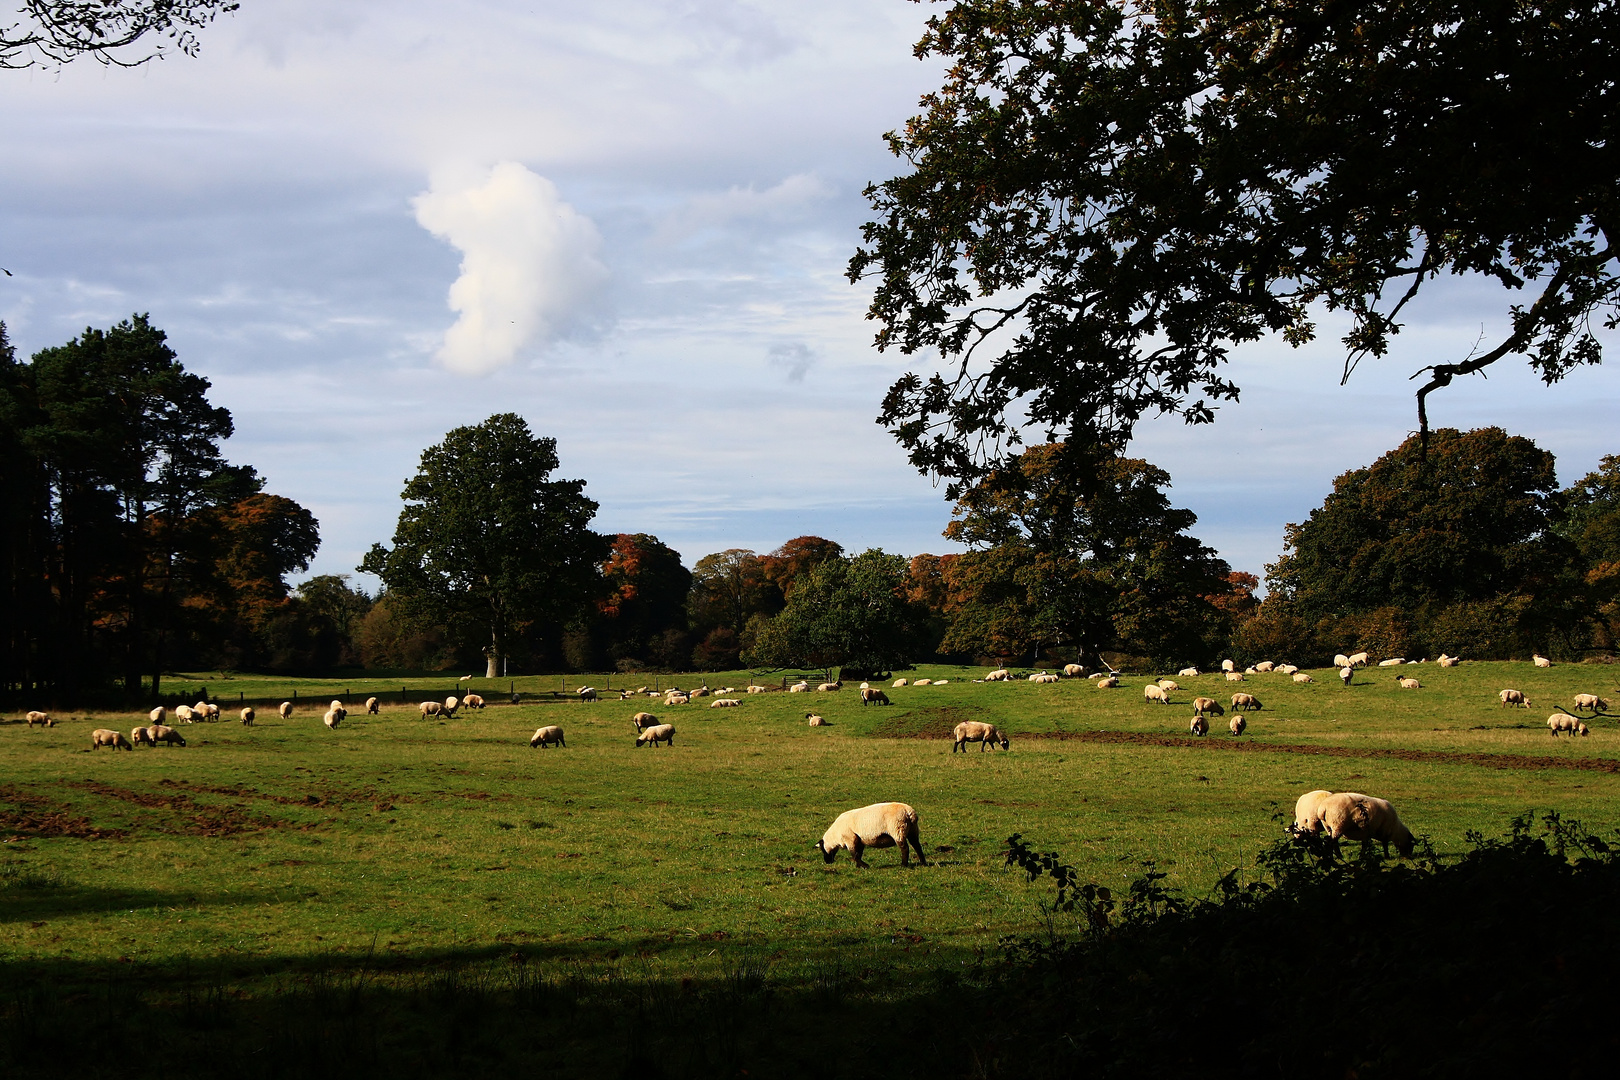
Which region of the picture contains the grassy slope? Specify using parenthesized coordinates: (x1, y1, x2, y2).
(4, 661, 1619, 985)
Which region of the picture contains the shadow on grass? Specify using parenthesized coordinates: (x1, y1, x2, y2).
(1, 883, 274, 924)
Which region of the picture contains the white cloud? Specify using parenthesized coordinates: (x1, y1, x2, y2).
(412, 162, 608, 375)
(768, 341, 815, 382)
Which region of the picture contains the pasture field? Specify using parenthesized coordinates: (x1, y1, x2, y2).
(4, 660, 1619, 1075)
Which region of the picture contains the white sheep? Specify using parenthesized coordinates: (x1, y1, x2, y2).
(1499, 689, 1529, 708)
(1276, 664, 1299, 675)
(1189, 715, 1209, 737)
(529, 725, 566, 748)
(860, 688, 891, 706)
(913, 679, 933, 686)
(1143, 684, 1169, 704)
(1533, 654, 1553, 668)
(240, 707, 255, 726)
(439, 696, 458, 716)
(1095, 675, 1119, 688)
(149, 706, 167, 725)
(365, 697, 380, 714)
(1225, 671, 1245, 682)
(1192, 696, 1224, 718)
(933, 679, 950, 685)
(1334, 653, 1352, 668)
(1574, 694, 1611, 712)
(1319, 792, 1415, 857)
(323, 709, 341, 730)
(891, 678, 909, 688)
(984, 668, 1011, 682)
(1221, 659, 1235, 672)
(91, 728, 132, 751)
(817, 681, 842, 692)
(1396, 677, 1421, 690)
(789, 681, 810, 693)
(196, 702, 220, 721)
(1548, 713, 1589, 737)
(463, 693, 485, 709)
(952, 721, 1009, 752)
(1178, 666, 1200, 677)
(709, 698, 741, 708)
(1339, 667, 1353, 686)
(149, 724, 185, 747)
(1348, 652, 1370, 667)
(25, 710, 52, 728)
(1062, 664, 1085, 677)
(1029, 672, 1059, 684)
(632, 712, 658, 732)
(1231, 692, 1261, 711)
(806, 713, 827, 726)
(748, 685, 770, 693)
(1437, 655, 1460, 668)
(1229, 714, 1247, 736)
(1157, 679, 1180, 691)
(131, 725, 155, 746)
(174, 705, 196, 724)
(1293, 672, 1314, 684)
(575, 687, 597, 703)
(279, 701, 293, 719)
(1378, 658, 1405, 668)
(1292, 789, 1334, 833)
(419, 700, 442, 717)
(664, 692, 691, 705)
(817, 802, 926, 868)
(635, 723, 675, 747)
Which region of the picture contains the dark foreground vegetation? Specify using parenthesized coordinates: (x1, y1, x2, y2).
(4, 811, 1615, 1079)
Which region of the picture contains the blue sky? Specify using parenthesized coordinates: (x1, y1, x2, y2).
(3, 0, 1616, 589)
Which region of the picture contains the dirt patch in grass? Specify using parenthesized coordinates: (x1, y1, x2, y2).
(872, 706, 986, 740)
(156, 778, 397, 809)
(1032, 730, 1620, 773)
(66, 781, 286, 837)
(0, 785, 126, 840)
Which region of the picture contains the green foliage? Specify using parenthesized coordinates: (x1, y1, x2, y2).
(852, 0, 1620, 485)
(747, 549, 920, 673)
(361, 414, 607, 677)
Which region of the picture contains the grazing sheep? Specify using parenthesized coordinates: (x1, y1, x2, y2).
(861, 688, 891, 706)
(174, 705, 196, 724)
(632, 712, 658, 732)
(131, 725, 155, 746)
(90, 728, 131, 751)
(149, 724, 185, 747)
(1334, 654, 1352, 668)
(240, 707, 255, 726)
(1397, 677, 1422, 690)
(279, 701, 293, 719)
(1231, 692, 1262, 711)
(913, 679, 933, 686)
(1221, 659, 1235, 672)
(816, 681, 842, 693)
(1499, 689, 1530, 708)
(1293, 790, 1334, 833)
(439, 696, 459, 716)
(1229, 715, 1247, 737)
(1348, 652, 1370, 667)
(1574, 694, 1611, 712)
(818, 802, 926, 868)
(1293, 672, 1314, 684)
(529, 725, 566, 748)
(365, 697, 380, 714)
(577, 688, 598, 703)
(1157, 679, 1180, 691)
(1225, 671, 1245, 682)
(709, 698, 741, 708)
(1276, 664, 1299, 675)
(149, 706, 167, 725)
(635, 723, 675, 747)
(789, 681, 810, 693)
(463, 693, 485, 709)
(1319, 792, 1415, 857)
(1178, 666, 1200, 677)
(1189, 715, 1209, 737)
(1095, 675, 1119, 688)
(1062, 664, 1085, 677)
(1192, 696, 1225, 718)
(806, 714, 827, 726)
(952, 721, 1009, 752)
(323, 709, 341, 730)
(196, 702, 220, 721)
(419, 700, 442, 717)
(1339, 667, 1353, 686)
(1143, 684, 1169, 704)
(984, 668, 1011, 682)
(891, 678, 909, 688)
(1533, 654, 1553, 668)
(25, 710, 52, 728)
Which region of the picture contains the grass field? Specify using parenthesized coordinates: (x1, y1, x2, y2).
(4, 660, 1620, 1074)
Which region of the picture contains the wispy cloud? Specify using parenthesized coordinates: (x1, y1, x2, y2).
(768, 341, 815, 382)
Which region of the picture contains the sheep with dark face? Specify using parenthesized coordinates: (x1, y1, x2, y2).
(631, 712, 658, 733)
(1189, 715, 1209, 737)
(149, 724, 186, 747)
(635, 724, 675, 747)
(25, 711, 52, 728)
(529, 725, 566, 748)
(861, 688, 891, 706)
(952, 721, 1009, 752)
(91, 728, 131, 751)
(365, 697, 380, 714)
(1231, 692, 1262, 711)
(1191, 697, 1225, 718)
(1320, 792, 1416, 857)
(240, 707, 255, 725)
(817, 802, 926, 868)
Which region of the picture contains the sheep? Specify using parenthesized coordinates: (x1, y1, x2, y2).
(529, 725, 566, 748)
(435, 696, 456, 716)
(1339, 667, 1353, 686)
(279, 701, 293, 719)
(1225, 671, 1245, 682)
(1293, 672, 1314, 684)
(1220, 659, 1235, 672)
(1229, 715, 1247, 736)
(1157, 679, 1180, 691)
(709, 698, 741, 708)
(149, 706, 167, 725)
(1547, 714, 1587, 736)
(1276, 664, 1299, 675)
(1191, 696, 1225, 718)
(789, 681, 810, 693)
(1334, 653, 1352, 668)
(149, 724, 186, 747)
(419, 700, 442, 717)
(817, 681, 842, 692)
(913, 679, 933, 686)
(1533, 654, 1553, 668)
(323, 709, 341, 730)
(1062, 664, 1085, 677)
(1029, 672, 1059, 684)
(131, 725, 155, 746)
(1437, 654, 1460, 668)
(1178, 666, 1200, 677)
(1189, 715, 1209, 737)
(664, 692, 691, 706)
(25, 710, 52, 728)
(632, 712, 658, 732)
(1348, 652, 1370, 667)
(364, 697, 380, 714)
(240, 707, 255, 726)
(689, 686, 711, 698)
(891, 678, 909, 688)
(861, 688, 891, 706)
(196, 702, 220, 721)
(984, 668, 1011, 681)
(807, 714, 827, 726)
(1095, 675, 1119, 688)
(577, 688, 598, 703)
(1377, 658, 1405, 668)
(174, 705, 196, 724)
(744, 684, 768, 694)
(1143, 684, 1169, 704)
(463, 693, 485, 709)
(635, 723, 675, 747)
(1574, 694, 1611, 712)
(1319, 792, 1415, 857)
(933, 679, 950, 685)
(1292, 790, 1335, 833)
(1397, 677, 1422, 690)
(952, 721, 1009, 752)
(90, 728, 131, 751)
(1499, 689, 1530, 708)
(1231, 692, 1262, 711)
(817, 802, 926, 868)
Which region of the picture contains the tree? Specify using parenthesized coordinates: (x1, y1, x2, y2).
(1265, 427, 1577, 657)
(360, 414, 607, 678)
(760, 536, 845, 600)
(747, 550, 921, 675)
(2, 1, 237, 69)
(851, 0, 1620, 489)
(687, 549, 776, 639)
(595, 533, 692, 667)
(1557, 455, 1620, 652)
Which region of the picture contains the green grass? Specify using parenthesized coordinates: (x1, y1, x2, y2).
(5, 659, 1619, 981)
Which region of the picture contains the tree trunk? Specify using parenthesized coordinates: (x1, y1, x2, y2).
(485, 621, 503, 679)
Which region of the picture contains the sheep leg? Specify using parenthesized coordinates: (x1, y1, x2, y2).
(850, 838, 867, 868)
(907, 827, 928, 866)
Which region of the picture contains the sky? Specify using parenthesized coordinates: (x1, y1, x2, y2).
(3, 0, 1617, 592)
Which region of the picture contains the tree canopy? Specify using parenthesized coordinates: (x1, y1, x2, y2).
(851, 0, 1620, 489)
(2, 1, 237, 69)
(360, 414, 607, 679)
(747, 549, 921, 675)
